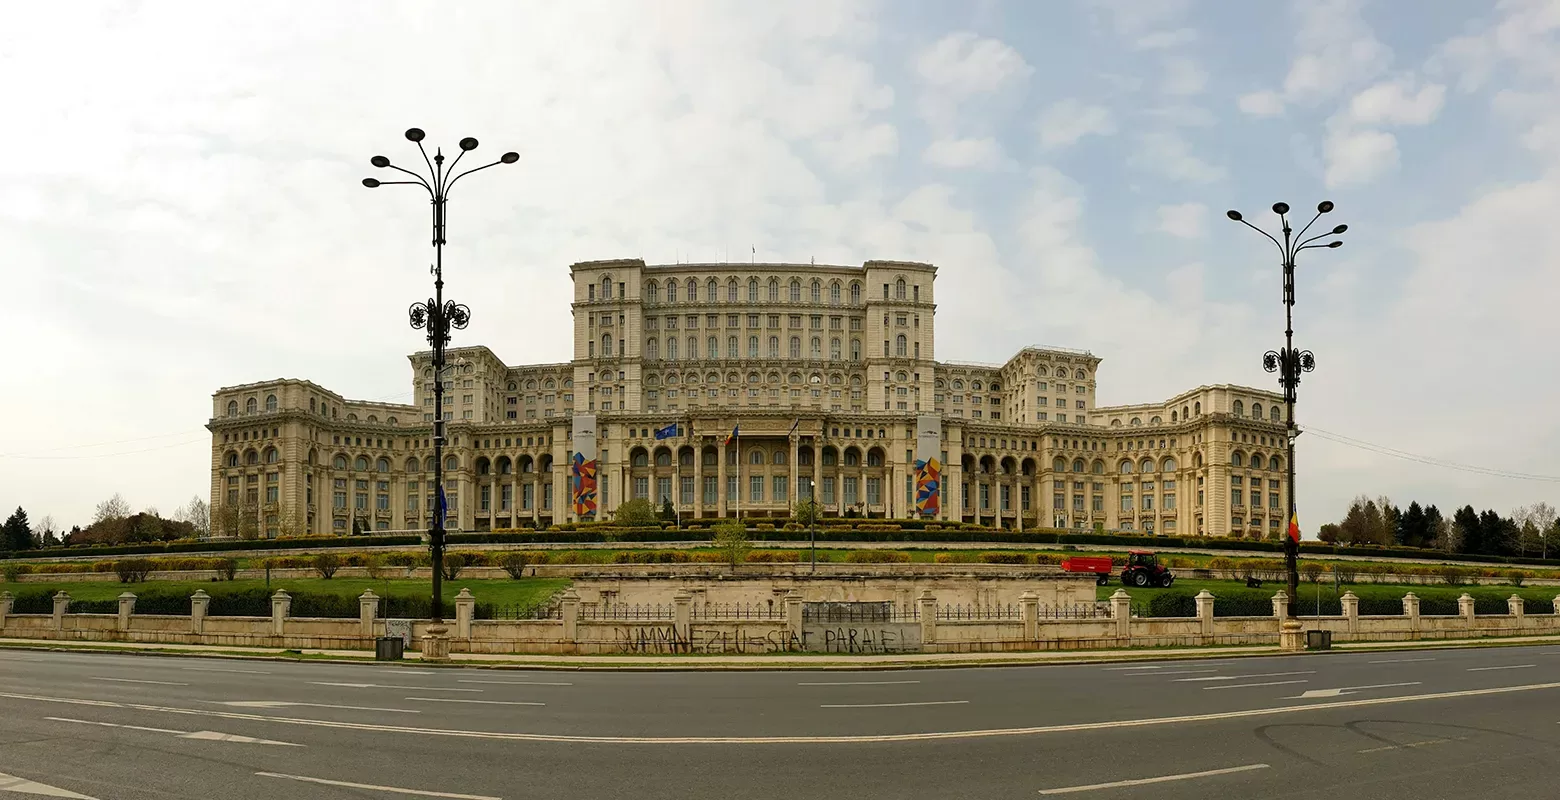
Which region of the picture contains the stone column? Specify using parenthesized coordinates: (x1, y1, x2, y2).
(271, 590, 290, 637)
(918, 589, 937, 647)
(117, 592, 136, 632)
(1271, 590, 1289, 621)
(0, 590, 12, 630)
(693, 445, 705, 520)
(1403, 592, 1421, 638)
(673, 589, 693, 652)
(811, 447, 822, 519)
(1110, 589, 1133, 640)
(785, 590, 803, 646)
(561, 588, 580, 650)
(191, 590, 210, 635)
(1458, 592, 1475, 626)
(1508, 594, 1525, 624)
(1020, 590, 1039, 641)
(1194, 589, 1215, 641)
(455, 588, 475, 639)
(717, 441, 728, 517)
(359, 590, 379, 638)
(52, 591, 70, 632)
(1341, 591, 1359, 634)
(421, 624, 451, 662)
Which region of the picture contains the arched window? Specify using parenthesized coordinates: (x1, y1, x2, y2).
(748, 279, 758, 302)
(1072, 458, 1084, 472)
(1161, 457, 1177, 472)
(632, 450, 648, 467)
(1231, 451, 1244, 468)
(646, 281, 659, 303)
(354, 456, 369, 471)
(708, 336, 719, 359)
(245, 450, 259, 466)
(1251, 403, 1263, 420)
(406, 457, 420, 472)
(727, 278, 738, 302)
(333, 455, 348, 470)
(1270, 406, 1281, 422)
(867, 450, 884, 467)
(830, 338, 841, 359)
(789, 336, 801, 358)
(1194, 401, 1201, 414)
(810, 280, 821, 303)
(895, 278, 906, 299)
(850, 282, 861, 304)
(602, 335, 614, 358)
(789, 279, 801, 302)
(706, 279, 718, 303)
(226, 400, 238, 417)
(1269, 455, 1283, 472)
(245, 397, 257, 413)
(667, 279, 678, 303)
(377, 457, 391, 472)
(829, 282, 841, 304)
(683, 279, 694, 302)
(667, 338, 678, 360)
(1092, 459, 1105, 474)
(749, 450, 765, 465)
(768, 336, 779, 358)
(225, 452, 239, 467)
(895, 335, 907, 357)
(768, 278, 779, 301)
(1140, 458, 1155, 473)
(728, 336, 739, 358)
(774, 450, 788, 465)
(810, 337, 821, 359)
(264, 394, 277, 412)
(850, 339, 861, 360)
(656, 450, 673, 467)
(263, 447, 278, 464)
(647, 338, 659, 360)
(1119, 460, 1134, 474)
(601, 275, 612, 299)
(686, 336, 697, 359)
(446, 455, 459, 471)
(748, 336, 759, 358)
(1232, 399, 1244, 416)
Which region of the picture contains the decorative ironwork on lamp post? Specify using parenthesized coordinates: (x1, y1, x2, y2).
(362, 128, 519, 622)
(1225, 200, 1347, 617)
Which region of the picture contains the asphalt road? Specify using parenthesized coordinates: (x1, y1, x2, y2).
(2, 645, 1559, 799)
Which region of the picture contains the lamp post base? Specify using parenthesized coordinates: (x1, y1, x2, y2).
(1279, 619, 1305, 652)
(421, 624, 452, 662)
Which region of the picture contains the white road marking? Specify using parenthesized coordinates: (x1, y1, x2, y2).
(1288, 682, 1422, 700)
(213, 701, 420, 714)
(797, 680, 921, 686)
(1037, 763, 1270, 795)
(1203, 680, 1309, 691)
(1358, 736, 1466, 754)
(5, 683, 1560, 745)
(0, 770, 99, 798)
(255, 772, 499, 799)
(1175, 671, 1315, 683)
(181, 667, 272, 675)
(1367, 658, 1435, 665)
(46, 717, 300, 746)
(1103, 666, 1160, 671)
(457, 680, 574, 687)
(90, 677, 188, 686)
(1468, 664, 1536, 672)
(312, 682, 481, 692)
(404, 698, 546, 707)
(1141, 669, 1219, 676)
(820, 700, 969, 709)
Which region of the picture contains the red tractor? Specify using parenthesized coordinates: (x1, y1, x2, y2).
(1121, 550, 1174, 588)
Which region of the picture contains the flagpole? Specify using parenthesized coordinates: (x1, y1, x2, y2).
(735, 424, 741, 522)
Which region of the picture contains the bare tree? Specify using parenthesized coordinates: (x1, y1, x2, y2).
(37, 515, 56, 546)
(213, 502, 243, 539)
(93, 494, 131, 524)
(176, 496, 211, 538)
(237, 503, 260, 541)
(1529, 502, 1557, 560)
(1432, 515, 1459, 554)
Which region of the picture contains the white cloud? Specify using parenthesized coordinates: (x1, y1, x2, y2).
(1347, 78, 1446, 126)
(1323, 127, 1399, 187)
(1036, 99, 1116, 149)
(914, 31, 1031, 95)
(1238, 90, 1286, 116)
(1135, 27, 1197, 50)
(1160, 57, 1207, 95)
(922, 137, 1006, 169)
(1131, 131, 1226, 183)
(1155, 202, 1207, 238)
(1090, 0, 1194, 38)
(1319, 77, 1445, 188)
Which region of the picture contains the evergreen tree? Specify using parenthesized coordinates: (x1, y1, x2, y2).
(2, 507, 33, 551)
(1401, 501, 1428, 548)
(1454, 505, 1482, 555)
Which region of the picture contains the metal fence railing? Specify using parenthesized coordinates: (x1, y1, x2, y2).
(485, 603, 561, 620)
(689, 602, 786, 621)
(579, 603, 676, 621)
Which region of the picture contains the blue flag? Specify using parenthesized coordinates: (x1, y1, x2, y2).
(437, 485, 448, 519)
(653, 423, 679, 440)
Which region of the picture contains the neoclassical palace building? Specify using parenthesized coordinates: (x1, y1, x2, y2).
(207, 259, 1292, 540)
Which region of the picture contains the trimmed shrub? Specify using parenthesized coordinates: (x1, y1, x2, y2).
(114, 559, 153, 583)
(843, 550, 910, 563)
(978, 552, 1029, 565)
(313, 553, 342, 579)
(497, 552, 547, 578)
(440, 553, 467, 581)
(215, 558, 238, 581)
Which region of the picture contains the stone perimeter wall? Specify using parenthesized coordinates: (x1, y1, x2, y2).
(2, 588, 1558, 656)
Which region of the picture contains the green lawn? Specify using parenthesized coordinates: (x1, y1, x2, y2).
(5, 577, 568, 608)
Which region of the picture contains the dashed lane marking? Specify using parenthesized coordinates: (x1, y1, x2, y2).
(1367, 658, 1435, 665)
(1202, 680, 1309, 691)
(311, 682, 481, 692)
(819, 700, 968, 709)
(457, 680, 573, 687)
(1467, 665, 1536, 672)
(255, 772, 499, 799)
(797, 680, 921, 686)
(211, 701, 420, 714)
(3, 683, 1560, 745)
(47, 717, 301, 746)
(1174, 671, 1314, 683)
(1287, 682, 1422, 700)
(0, 769, 99, 798)
(404, 698, 546, 707)
(90, 678, 188, 686)
(1038, 764, 1270, 795)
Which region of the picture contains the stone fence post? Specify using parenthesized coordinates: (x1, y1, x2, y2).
(673, 590, 693, 652)
(1271, 590, 1289, 620)
(784, 590, 803, 644)
(271, 590, 290, 637)
(455, 589, 475, 639)
(1508, 595, 1524, 622)
(52, 591, 70, 632)
(918, 590, 937, 647)
(359, 590, 379, 638)
(0, 591, 12, 629)
(1110, 589, 1132, 641)
(1458, 593, 1475, 626)
(1553, 595, 1560, 616)
(1403, 592, 1420, 638)
(1194, 589, 1215, 641)
(560, 589, 580, 650)
(190, 590, 210, 635)
(117, 592, 136, 632)
(1341, 591, 1359, 634)
(1020, 591, 1039, 640)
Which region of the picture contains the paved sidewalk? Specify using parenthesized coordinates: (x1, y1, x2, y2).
(3, 633, 1559, 670)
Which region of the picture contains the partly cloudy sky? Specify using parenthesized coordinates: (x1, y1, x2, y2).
(2, 0, 1558, 532)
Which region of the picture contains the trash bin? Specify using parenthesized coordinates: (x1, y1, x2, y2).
(1306, 629, 1332, 651)
(375, 635, 405, 661)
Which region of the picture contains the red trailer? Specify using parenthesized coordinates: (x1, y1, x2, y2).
(1060, 555, 1116, 585)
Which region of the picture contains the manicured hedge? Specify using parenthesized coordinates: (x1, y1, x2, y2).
(5, 586, 494, 620)
(0, 535, 421, 561)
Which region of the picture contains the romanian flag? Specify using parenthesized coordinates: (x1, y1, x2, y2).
(1288, 512, 1301, 543)
(725, 424, 739, 446)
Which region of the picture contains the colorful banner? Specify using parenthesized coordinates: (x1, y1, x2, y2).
(571, 413, 598, 518)
(914, 414, 942, 517)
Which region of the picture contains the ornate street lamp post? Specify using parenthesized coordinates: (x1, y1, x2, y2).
(1225, 201, 1347, 620)
(362, 128, 519, 622)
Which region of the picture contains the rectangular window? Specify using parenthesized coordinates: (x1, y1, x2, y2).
(1092, 495, 1103, 512)
(1143, 494, 1154, 511)
(1232, 489, 1244, 506)
(773, 475, 787, 504)
(1251, 490, 1262, 507)
(681, 476, 695, 505)
(703, 475, 718, 504)
(727, 476, 739, 503)
(999, 484, 1009, 511)
(1073, 494, 1085, 511)
(866, 477, 881, 506)
(480, 485, 491, 512)
(634, 477, 649, 499)
(1121, 495, 1134, 511)
(1270, 493, 1281, 509)
(1164, 493, 1176, 510)
(844, 477, 859, 506)
(501, 484, 513, 511)
(822, 477, 836, 505)
(749, 475, 764, 502)
(657, 477, 673, 504)
(522, 483, 534, 510)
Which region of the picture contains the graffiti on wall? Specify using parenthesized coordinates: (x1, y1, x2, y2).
(610, 626, 804, 655)
(801, 623, 922, 654)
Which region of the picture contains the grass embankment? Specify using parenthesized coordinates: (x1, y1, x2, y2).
(6, 577, 568, 615)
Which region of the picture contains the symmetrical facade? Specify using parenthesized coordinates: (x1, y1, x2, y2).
(207, 259, 1291, 540)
